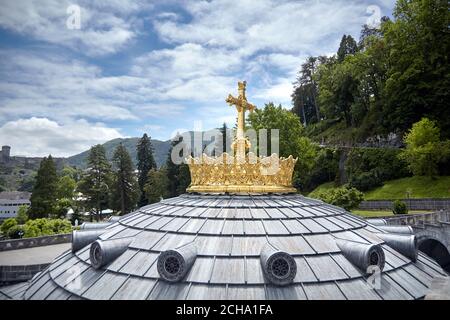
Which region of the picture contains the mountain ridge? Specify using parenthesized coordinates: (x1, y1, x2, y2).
(66, 137, 171, 168)
(66, 129, 225, 169)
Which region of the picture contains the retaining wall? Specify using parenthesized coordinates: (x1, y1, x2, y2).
(0, 264, 49, 285)
(359, 198, 450, 210)
(0, 233, 71, 252)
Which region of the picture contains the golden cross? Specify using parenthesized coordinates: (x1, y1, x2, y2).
(225, 81, 256, 157)
(226, 81, 256, 135)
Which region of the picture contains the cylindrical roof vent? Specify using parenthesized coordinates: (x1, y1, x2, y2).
(72, 230, 104, 252)
(89, 237, 133, 269)
(368, 219, 387, 226)
(157, 243, 197, 282)
(336, 238, 385, 274)
(80, 222, 112, 230)
(260, 243, 297, 286)
(377, 225, 414, 235)
(376, 233, 418, 261)
(108, 216, 121, 223)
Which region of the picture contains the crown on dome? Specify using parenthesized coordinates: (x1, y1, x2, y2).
(186, 81, 298, 194)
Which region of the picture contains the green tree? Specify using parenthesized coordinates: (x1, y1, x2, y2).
(111, 144, 139, 214)
(166, 135, 190, 197)
(78, 145, 112, 221)
(316, 57, 359, 127)
(58, 175, 76, 200)
(61, 166, 82, 182)
(145, 168, 169, 204)
(292, 56, 328, 125)
(15, 205, 29, 224)
(337, 35, 358, 62)
(399, 118, 450, 177)
(176, 163, 191, 195)
(136, 133, 157, 206)
(248, 103, 317, 190)
(29, 155, 59, 219)
(383, 0, 450, 135)
(215, 122, 230, 155)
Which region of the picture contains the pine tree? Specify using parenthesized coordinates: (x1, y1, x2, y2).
(29, 155, 58, 219)
(166, 137, 181, 198)
(111, 144, 139, 214)
(136, 133, 156, 206)
(217, 122, 229, 155)
(337, 35, 358, 62)
(176, 163, 191, 195)
(165, 134, 191, 197)
(78, 145, 112, 221)
(144, 168, 169, 204)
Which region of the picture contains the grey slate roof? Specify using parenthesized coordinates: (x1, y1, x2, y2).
(1, 193, 448, 300)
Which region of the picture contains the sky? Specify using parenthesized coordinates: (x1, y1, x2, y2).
(0, 0, 395, 157)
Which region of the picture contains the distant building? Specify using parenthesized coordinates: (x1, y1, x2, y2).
(0, 191, 31, 221)
(0, 145, 11, 163)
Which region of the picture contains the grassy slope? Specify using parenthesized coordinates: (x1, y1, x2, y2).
(364, 176, 450, 200)
(309, 176, 450, 200)
(307, 181, 336, 198)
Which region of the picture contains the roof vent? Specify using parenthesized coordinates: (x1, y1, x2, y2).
(260, 243, 297, 286)
(72, 230, 104, 252)
(80, 222, 112, 230)
(157, 243, 197, 282)
(335, 238, 385, 274)
(89, 237, 133, 269)
(376, 233, 418, 261)
(377, 225, 413, 235)
(108, 216, 121, 223)
(368, 219, 387, 226)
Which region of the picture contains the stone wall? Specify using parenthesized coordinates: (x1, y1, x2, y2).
(0, 233, 71, 252)
(359, 198, 450, 211)
(0, 264, 49, 285)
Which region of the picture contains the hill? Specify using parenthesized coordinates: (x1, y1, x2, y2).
(66, 129, 222, 169)
(66, 137, 171, 169)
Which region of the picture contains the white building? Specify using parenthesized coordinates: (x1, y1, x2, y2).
(0, 191, 31, 221)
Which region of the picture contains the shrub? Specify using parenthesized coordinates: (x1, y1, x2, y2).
(1, 218, 17, 236)
(23, 218, 73, 238)
(7, 225, 25, 239)
(314, 185, 364, 211)
(392, 200, 408, 215)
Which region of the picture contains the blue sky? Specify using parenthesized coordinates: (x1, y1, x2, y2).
(0, 0, 395, 157)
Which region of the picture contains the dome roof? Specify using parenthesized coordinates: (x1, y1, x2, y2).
(6, 193, 448, 300)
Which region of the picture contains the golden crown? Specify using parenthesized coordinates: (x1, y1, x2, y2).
(186, 81, 298, 194)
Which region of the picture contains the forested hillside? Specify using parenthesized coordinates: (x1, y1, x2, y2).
(291, 0, 449, 144)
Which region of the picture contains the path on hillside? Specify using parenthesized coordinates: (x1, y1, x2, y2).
(0, 243, 70, 266)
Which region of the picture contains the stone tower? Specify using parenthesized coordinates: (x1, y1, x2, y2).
(1, 145, 11, 163)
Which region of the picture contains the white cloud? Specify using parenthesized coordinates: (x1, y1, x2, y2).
(254, 78, 294, 107)
(0, 51, 140, 122)
(0, 0, 145, 56)
(154, 0, 368, 55)
(0, 117, 123, 157)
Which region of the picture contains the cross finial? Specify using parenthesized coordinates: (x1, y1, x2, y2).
(225, 81, 257, 157)
(238, 81, 246, 99)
